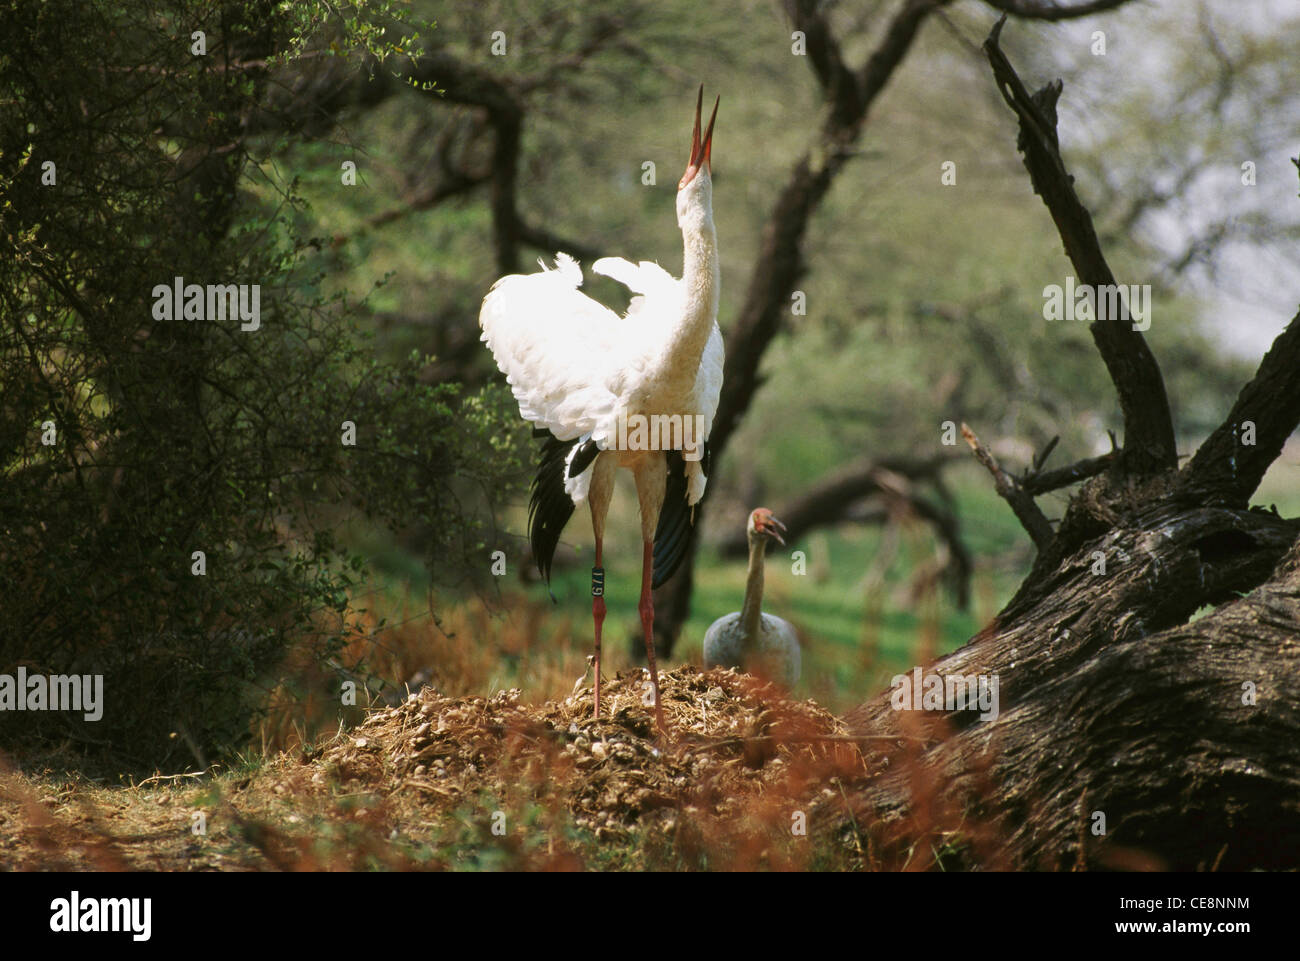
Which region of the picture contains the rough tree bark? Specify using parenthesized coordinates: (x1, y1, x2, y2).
(824, 19, 1300, 871)
(836, 503, 1300, 870)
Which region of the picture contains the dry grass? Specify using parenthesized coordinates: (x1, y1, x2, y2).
(313, 666, 869, 866)
(257, 588, 594, 756)
(0, 586, 1023, 871)
(0, 661, 1020, 871)
(0, 667, 868, 870)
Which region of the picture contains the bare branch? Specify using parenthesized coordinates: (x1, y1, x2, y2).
(1176, 309, 1300, 509)
(709, 0, 950, 463)
(788, 0, 864, 123)
(513, 13, 630, 95)
(1032, 435, 1060, 472)
(366, 173, 487, 230)
(516, 222, 602, 266)
(715, 453, 970, 605)
(742, 455, 955, 541)
(982, 17, 1177, 478)
(1022, 450, 1115, 495)
(980, 0, 1139, 21)
(961, 423, 1054, 549)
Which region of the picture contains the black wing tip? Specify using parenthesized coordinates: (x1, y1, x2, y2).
(568, 438, 600, 478)
(531, 439, 706, 588)
(529, 432, 578, 584)
(651, 449, 696, 588)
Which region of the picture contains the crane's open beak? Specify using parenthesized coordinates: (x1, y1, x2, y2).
(678, 85, 719, 190)
(754, 510, 787, 546)
(766, 515, 787, 546)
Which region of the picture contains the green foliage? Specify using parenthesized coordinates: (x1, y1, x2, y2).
(0, 0, 519, 770)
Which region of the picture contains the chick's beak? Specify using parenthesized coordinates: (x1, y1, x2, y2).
(767, 515, 787, 546)
(754, 510, 786, 546)
(679, 85, 719, 190)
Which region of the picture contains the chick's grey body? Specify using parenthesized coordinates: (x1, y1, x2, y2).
(703, 610, 801, 686)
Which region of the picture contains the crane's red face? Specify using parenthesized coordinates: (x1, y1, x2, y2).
(749, 508, 787, 545)
(678, 85, 718, 191)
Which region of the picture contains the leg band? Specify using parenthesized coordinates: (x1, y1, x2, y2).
(591, 566, 605, 597)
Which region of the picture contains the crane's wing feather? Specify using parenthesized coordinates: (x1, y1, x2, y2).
(528, 433, 579, 583)
(479, 253, 628, 443)
(652, 449, 695, 588)
(693, 322, 724, 439)
(486, 252, 724, 543)
(591, 257, 677, 295)
(595, 258, 721, 509)
(593, 256, 682, 326)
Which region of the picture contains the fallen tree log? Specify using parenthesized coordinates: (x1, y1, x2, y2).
(825, 19, 1300, 872)
(834, 505, 1300, 870)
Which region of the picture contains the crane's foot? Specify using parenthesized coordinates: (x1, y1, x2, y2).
(638, 540, 668, 736)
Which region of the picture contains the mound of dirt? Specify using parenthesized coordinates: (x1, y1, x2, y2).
(309, 666, 869, 843)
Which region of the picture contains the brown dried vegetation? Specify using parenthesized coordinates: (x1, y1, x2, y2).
(1, 660, 1014, 871)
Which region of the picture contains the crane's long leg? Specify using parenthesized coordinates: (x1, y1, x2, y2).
(591, 538, 605, 720)
(639, 539, 667, 734)
(631, 454, 670, 735)
(588, 456, 615, 721)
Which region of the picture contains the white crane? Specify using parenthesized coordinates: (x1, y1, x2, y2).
(702, 508, 801, 687)
(479, 87, 724, 733)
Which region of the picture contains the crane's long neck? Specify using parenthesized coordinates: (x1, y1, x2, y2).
(670, 212, 719, 375)
(739, 533, 765, 650)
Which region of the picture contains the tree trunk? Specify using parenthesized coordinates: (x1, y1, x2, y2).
(834, 503, 1300, 870)
(820, 19, 1300, 872)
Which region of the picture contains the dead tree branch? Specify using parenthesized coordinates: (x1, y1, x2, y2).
(1176, 309, 1300, 508)
(961, 423, 1054, 548)
(982, 0, 1138, 21)
(1021, 449, 1115, 495)
(983, 17, 1177, 478)
(366, 173, 488, 229)
(1174, 161, 1300, 507)
(516, 223, 602, 266)
(716, 453, 972, 606)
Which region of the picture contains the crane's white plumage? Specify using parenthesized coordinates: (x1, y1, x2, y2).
(479, 252, 723, 509)
(480, 252, 625, 446)
(478, 86, 724, 732)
